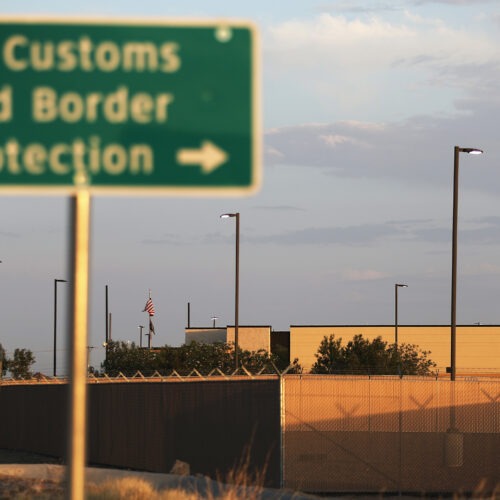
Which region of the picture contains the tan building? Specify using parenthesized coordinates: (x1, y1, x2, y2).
(290, 324, 500, 375)
(185, 325, 271, 353)
(185, 324, 500, 375)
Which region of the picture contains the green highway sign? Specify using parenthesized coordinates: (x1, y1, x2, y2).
(0, 18, 260, 194)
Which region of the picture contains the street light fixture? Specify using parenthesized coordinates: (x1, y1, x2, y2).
(220, 212, 240, 370)
(53, 278, 68, 377)
(394, 284, 408, 345)
(450, 146, 483, 381)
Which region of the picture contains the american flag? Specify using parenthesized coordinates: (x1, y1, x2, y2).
(143, 297, 155, 316)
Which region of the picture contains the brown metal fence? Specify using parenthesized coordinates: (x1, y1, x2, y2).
(0, 376, 281, 487)
(282, 375, 500, 495)
(1, 373, 499, 495)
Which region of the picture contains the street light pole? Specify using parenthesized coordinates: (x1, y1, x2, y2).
(450, 146, 483, 381)
(138, 325, 144, 348)
(53, 278, 67, 377)
(394, 283, 408, 345)
(220, 212, 240, 370)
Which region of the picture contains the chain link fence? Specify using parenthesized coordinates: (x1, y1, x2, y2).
(1, 371, 498, 495)
(281, 375, 500, 495)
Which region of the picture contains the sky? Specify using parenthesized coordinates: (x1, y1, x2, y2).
(1, 0, 500, 374)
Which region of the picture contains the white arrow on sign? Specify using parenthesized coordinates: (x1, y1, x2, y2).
(176, 141, 229, 174)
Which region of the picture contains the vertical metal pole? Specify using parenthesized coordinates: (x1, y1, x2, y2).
(105, 285, 108, 343)
(451, 146, 459, 382)
(108, 313, 112, 341)
(54, 279, 58, 377)
(54, 279, 67, 377)
(398, 379, 402, 496)
(234, 212, 240, 370)
(279, 374, 285, 489)
(105, 285, 109, 364)
(187, 302, 190, 328)
(394, 284, 398, 345)
(66, 190, 91, 500)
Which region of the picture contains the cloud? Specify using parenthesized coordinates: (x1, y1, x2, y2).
(142, 233, 187, 246)
(318, 1, 404, 14)
(410, 218, 500, 245)
(386, 218, 434, 226)
(264, 145, 285, 161)
(242, 217, 500, 247)
(252, 205, 306, 212)
(262, 9, 500, 131)
(472, 216, 500, 226)
(319, 134, 364, 148)
(201, 232, 232, 245)
(249, 222, 403, 245)
(264, 106, 500, 193)
(339, 268, 388, 281)
(266, 11, 497, 68)
(462, 261, 500, 275)
(413, 0, 495, 5)
(0, 231, 20, 238)
(268, 13, 413, 51)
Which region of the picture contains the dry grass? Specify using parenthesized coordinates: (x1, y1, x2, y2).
(452, 478, 500, 500)
(0, 454, 270, 500)
(86, 477, 198, 499)
(0, 476, 268, 500)
(214, 446, 268, 500)
(1, 474, 499, 499)
(0, 473, 64, 499)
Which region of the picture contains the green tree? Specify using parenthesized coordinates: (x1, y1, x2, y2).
(0, 343, 7, 377)
(311, 334, 436, 376)
(388, 342, 437, 376)
(310, 334, 345, 374)
(151, 341, 230, 374)
(8, 348, 35, 379)
(101, 341, 157, 376)
(343, 334, 394, 374)
(102, 340, 302, 376)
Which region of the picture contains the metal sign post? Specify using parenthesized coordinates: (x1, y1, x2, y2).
(67, 189, 91, 500)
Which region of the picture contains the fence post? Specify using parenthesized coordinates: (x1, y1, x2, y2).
(279, 373, 285, 489)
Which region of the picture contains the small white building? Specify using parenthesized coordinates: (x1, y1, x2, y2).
(185, 325, 272, 353)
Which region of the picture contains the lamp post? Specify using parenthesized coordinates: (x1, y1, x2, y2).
(138, 325, 144, 347)
(220, 212, 240, 370)
(450, 146, 483, 381)
(394, 284, 408, 345)
(211, 316, 218, 328)
(53, 278, 67, 377)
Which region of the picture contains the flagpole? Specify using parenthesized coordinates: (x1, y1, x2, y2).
(149, 289, 152, 348)
(143, 290, 155, 349)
